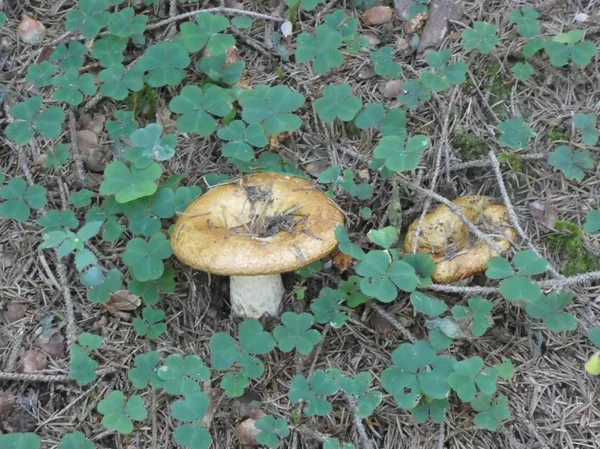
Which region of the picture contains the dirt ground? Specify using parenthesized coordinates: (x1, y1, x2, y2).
(1, 0, 600, 448)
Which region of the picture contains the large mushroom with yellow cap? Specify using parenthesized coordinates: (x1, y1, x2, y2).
(170, 172, 344, 318)
(404, 195, 516, 283)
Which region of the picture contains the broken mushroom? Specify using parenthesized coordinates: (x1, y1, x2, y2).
(171, 172, 344, 318)
(404, 195, 516, 283)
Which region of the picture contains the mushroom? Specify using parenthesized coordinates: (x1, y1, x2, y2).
(170, 172, 344, 318)
(404, 195, 516, 283)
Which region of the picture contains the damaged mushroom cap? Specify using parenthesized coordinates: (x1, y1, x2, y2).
(170, 172, 344, 317)
(404, 195, 516, 284)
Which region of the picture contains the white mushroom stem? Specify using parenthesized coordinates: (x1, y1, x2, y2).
(229, 274, 284, 318)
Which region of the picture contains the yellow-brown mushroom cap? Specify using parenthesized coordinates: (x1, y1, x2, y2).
(404, 196, 516, 284)
(170, 172, 345, 276)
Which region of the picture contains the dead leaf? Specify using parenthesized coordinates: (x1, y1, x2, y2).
(370, 312, 397, 336)
(0, 391, 16, 419)
(4, 303, 27, 323)
(234, 412, 267, 447)
(405, 12, 428, 34)
(156, 107, 177, 133)
(35, 45, 55, 64)
(1, 249, 17, 269)
(269, 132, 290, 149)
(332, 249, 353, 272)
(529, 200, 557, 229)
(18, 350, 48, 373)
(378, 79, 403, 98)
(357, 65, 376, 80)
(36, 329, 65, 359)
(362, 32, 381, 47)
(76, 130, 110, 173)
(231, 390, 262, 419)
(31, 154, 47, 166)
(225, 0, 244, 8)
(396, 36, 411, 53)
(361, 6, 393, 25)
(357, 167, 370, 183)
(18, 15, 47, 44)
(104, 290, 141, 313)
(202, 389, 219, 427)
(226, 46, 240, 65)
(303, 159, 330, 178)
(79, 113, 106, 135)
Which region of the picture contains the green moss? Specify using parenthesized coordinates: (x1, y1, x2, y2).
(453, 132, 487, 160)
(547, 220, 598, 276)
(124, 84, 157, 120)
(497, 152, 523, 172)
(547, 127, 568, 142)
(485, 66, 511, 121)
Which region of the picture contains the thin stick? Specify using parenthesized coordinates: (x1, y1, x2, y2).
(146, 6, 285, 31)
(68, 110, 87, 184)
(369, 302, 417, 343)
(436, 422, 446, 449)
(5, 327, 25, 373)
(397, 177, 505, 253)
(422, 154, 545, 180)
(56, 261, 77, 347)
(410, 88, 458, 253)
(488, 151, 564, 279)
(347, 398, 375, 449)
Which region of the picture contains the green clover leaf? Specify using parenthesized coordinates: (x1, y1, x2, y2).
(296, 24, 344, 74)
(158, 354, 210, 395)
(583, 210, 600, 234)
(197, 53, 245, 85)
(273, 312, 322, 355)
(68, 189, 94, 208)
(57, 432, 94, 449)
(151, 186, 202, 219)
(356, 250, 419, 302)
(412, 398, 449, 424)
(220, 371, 250, 398)
(122, 233, 172, 282)
(324, 438, 356, 449)
(52, 69, 97, 106)
(25, 62, 58, 88)
(545, 30, 597, 67)
(133, 306, 167, 340)
(354, 104, 385, 130)
(314, 84, 362, 123)
(485, 257, 514, 279)
(511, 62, 534, 81)
(452, 297, 494, 338)
(367, 226, 397, 249)
(508, 7, 540, 39)
(80, 266, 123, 303)
(548, 145, 594, 182)
(512, 250, 549, 275)
(44, 144, 72, 169)
(86, 199, 126, 242)
(371, 47, 402, 78)
(380, 108, 407, 138)
(38, 209, 79, 232)
(310, 287, 349, 328)
(573, 113, 598, 146)
(239, 319, 276, 355)
(108, 7, 147, 37)
(410, 291, 448, 318)
(5, 96, 65, 144)
(209, 333, 240, 370)
(448, 357, 498, 402)
(128, 351, 162, 389)
(373, 134, 430, 172)
(173, 424, 212, 449)
(99, 64, 144, 100)
(339, 373, 382, 418)
(381, 340, 455, 409)
(255, 415, 290, 448)
(499, 276, 541, 302)
(106, 110, 138, 140)
(171, 392, 211, 423)
(99, 161, 162, 203)
(65, 0, 111, 39)
(128, 264, 176, 305)
(50, 41, 88, 71)
(125, 123, 177, 168)
(335, 225, 366, 260)
(217, 121, 268, 162)
(497, 117, 536, 150)
(462, 21, 498, 54)
(69, 344, 98, 386)
(402, 253, 436, 287)
(285, 0, 323, 11)
(91, 35, 128, 67)
(238, 84, 305, 135)
(524, 291, 576, 332)
(398, 80, 431, 110)
(97, 391, 147, 434)
(138, 42, 191, 87)
(180, 12, 234, 55)
(472, 394, 511, 431)
(0, 178, 47, 221)
(0, 433, 41, 449)
(169, 84, 233, 136)
(288, 369, 341, 416)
